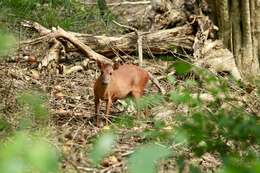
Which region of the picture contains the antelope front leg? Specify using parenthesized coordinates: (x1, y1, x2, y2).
(95, 98, 100, 127)
(105, 98, 112, 126)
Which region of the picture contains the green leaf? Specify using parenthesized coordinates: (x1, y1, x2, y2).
(169, 91, 192, 105)
(0, 118, 9, 131)
(135, 94, 164, 111)
(112, 114, 135, 128)
(89, 132, 117, 165)
(0, 30, 16, 56)
(173, 129, 188, 144)
(171, 61, 191, 75)
(27, 141, 59, 173)
(0, 132, 59, 173)
(17, 90, 49, 119)
(128, 143, 171, 173)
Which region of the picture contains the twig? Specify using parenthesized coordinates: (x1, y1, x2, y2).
(137, 34, 143, 66)
(100, 162, 123, 173)
(64, 65, 84, 75)
(20, 34, 50, 45)
(113, 20, 143, 66)
(64, 157, 82, 173)
(77, 166, 97, 172)
(21, 20, 51, 35)
(148, 72, 166, 94)
(121, 150, 134, 157)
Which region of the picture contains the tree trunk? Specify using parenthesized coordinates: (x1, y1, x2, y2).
(255, 0, 260, 66)
(216, 0, 230, 48)
(230, 0, 242, 68)
(241, 0, 259, 77)
(212, 0, 260, 79)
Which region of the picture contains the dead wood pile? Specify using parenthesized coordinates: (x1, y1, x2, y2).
(17, 0, 241, 81)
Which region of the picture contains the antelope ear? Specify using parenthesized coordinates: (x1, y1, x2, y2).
(113, 63, 120, 70)
(97, 60, 102, 69)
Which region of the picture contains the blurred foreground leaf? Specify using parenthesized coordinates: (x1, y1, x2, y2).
(128, 143, 171, 173)
(0, 118, 9, 131)
(171, 61, 192, 75)
(17, 90, 49, 119)
(0, 30, 16, 56)
(89, 132, 117, 165)
(220, 157, 260, 173)
(0, 132, 59, 173)
(135, 94, 164, 111)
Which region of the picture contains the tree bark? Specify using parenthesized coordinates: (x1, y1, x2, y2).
(255, 0, 260, 66)
(22, 22, 194, 57)
(212, 0, 260, 79)
(230, 0, 242, 68)
(216, 0, 230, 48)
(241, 0, 260, 77)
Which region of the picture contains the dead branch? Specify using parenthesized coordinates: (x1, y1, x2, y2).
(22, 21, 194, 57)
(80, 25, 194, 56)
(21, 22, 113, 69)
(148, 72, 166, 94)
(64, 65, 84, 75)
(21, 20, 51, 35)
(113, 20, 144, 66)
(52, 27, 112, 64)
(39, 39, 61, 70)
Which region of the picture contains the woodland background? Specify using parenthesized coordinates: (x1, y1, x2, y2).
(0, 0, 259, 173)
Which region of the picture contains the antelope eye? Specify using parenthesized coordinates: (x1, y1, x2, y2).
(109, 72, 112, 75)
(101, 71, 104, 75)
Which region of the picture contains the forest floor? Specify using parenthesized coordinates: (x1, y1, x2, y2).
(1, 1, 259, 173)
(0, 56, 221, 172)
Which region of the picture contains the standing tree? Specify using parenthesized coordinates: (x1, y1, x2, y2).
(211, 0, 260, 79)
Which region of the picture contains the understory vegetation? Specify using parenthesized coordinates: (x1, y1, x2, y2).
(0, 0, 121, 35)
(0, 0, 259, 173)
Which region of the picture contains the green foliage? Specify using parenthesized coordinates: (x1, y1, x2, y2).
(220, 156, 260, 173)
(112, 62, 259, 172)
(139, 120, 174, 143)
(0, 88, 59, 173)
(177, 108, 260, 156)
(134, 93, 165, 111)
(0, 132, 59, 173)
(89, 131, 117, 165)
(140, 127, 174, 143)
(170, 60, 192, 75)
(0, 29, 16, 57)
(0, 0, 120, 34)
(169, 90, 200, 107)
(128, 143, 171, 173)
(17, 90, 49, 119)
(112, 114, 135, 128)
(0, 118, 9, 131)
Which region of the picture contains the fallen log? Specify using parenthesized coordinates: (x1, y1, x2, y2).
(21, 21, 194, 57)
(76, 24, 194, 56)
